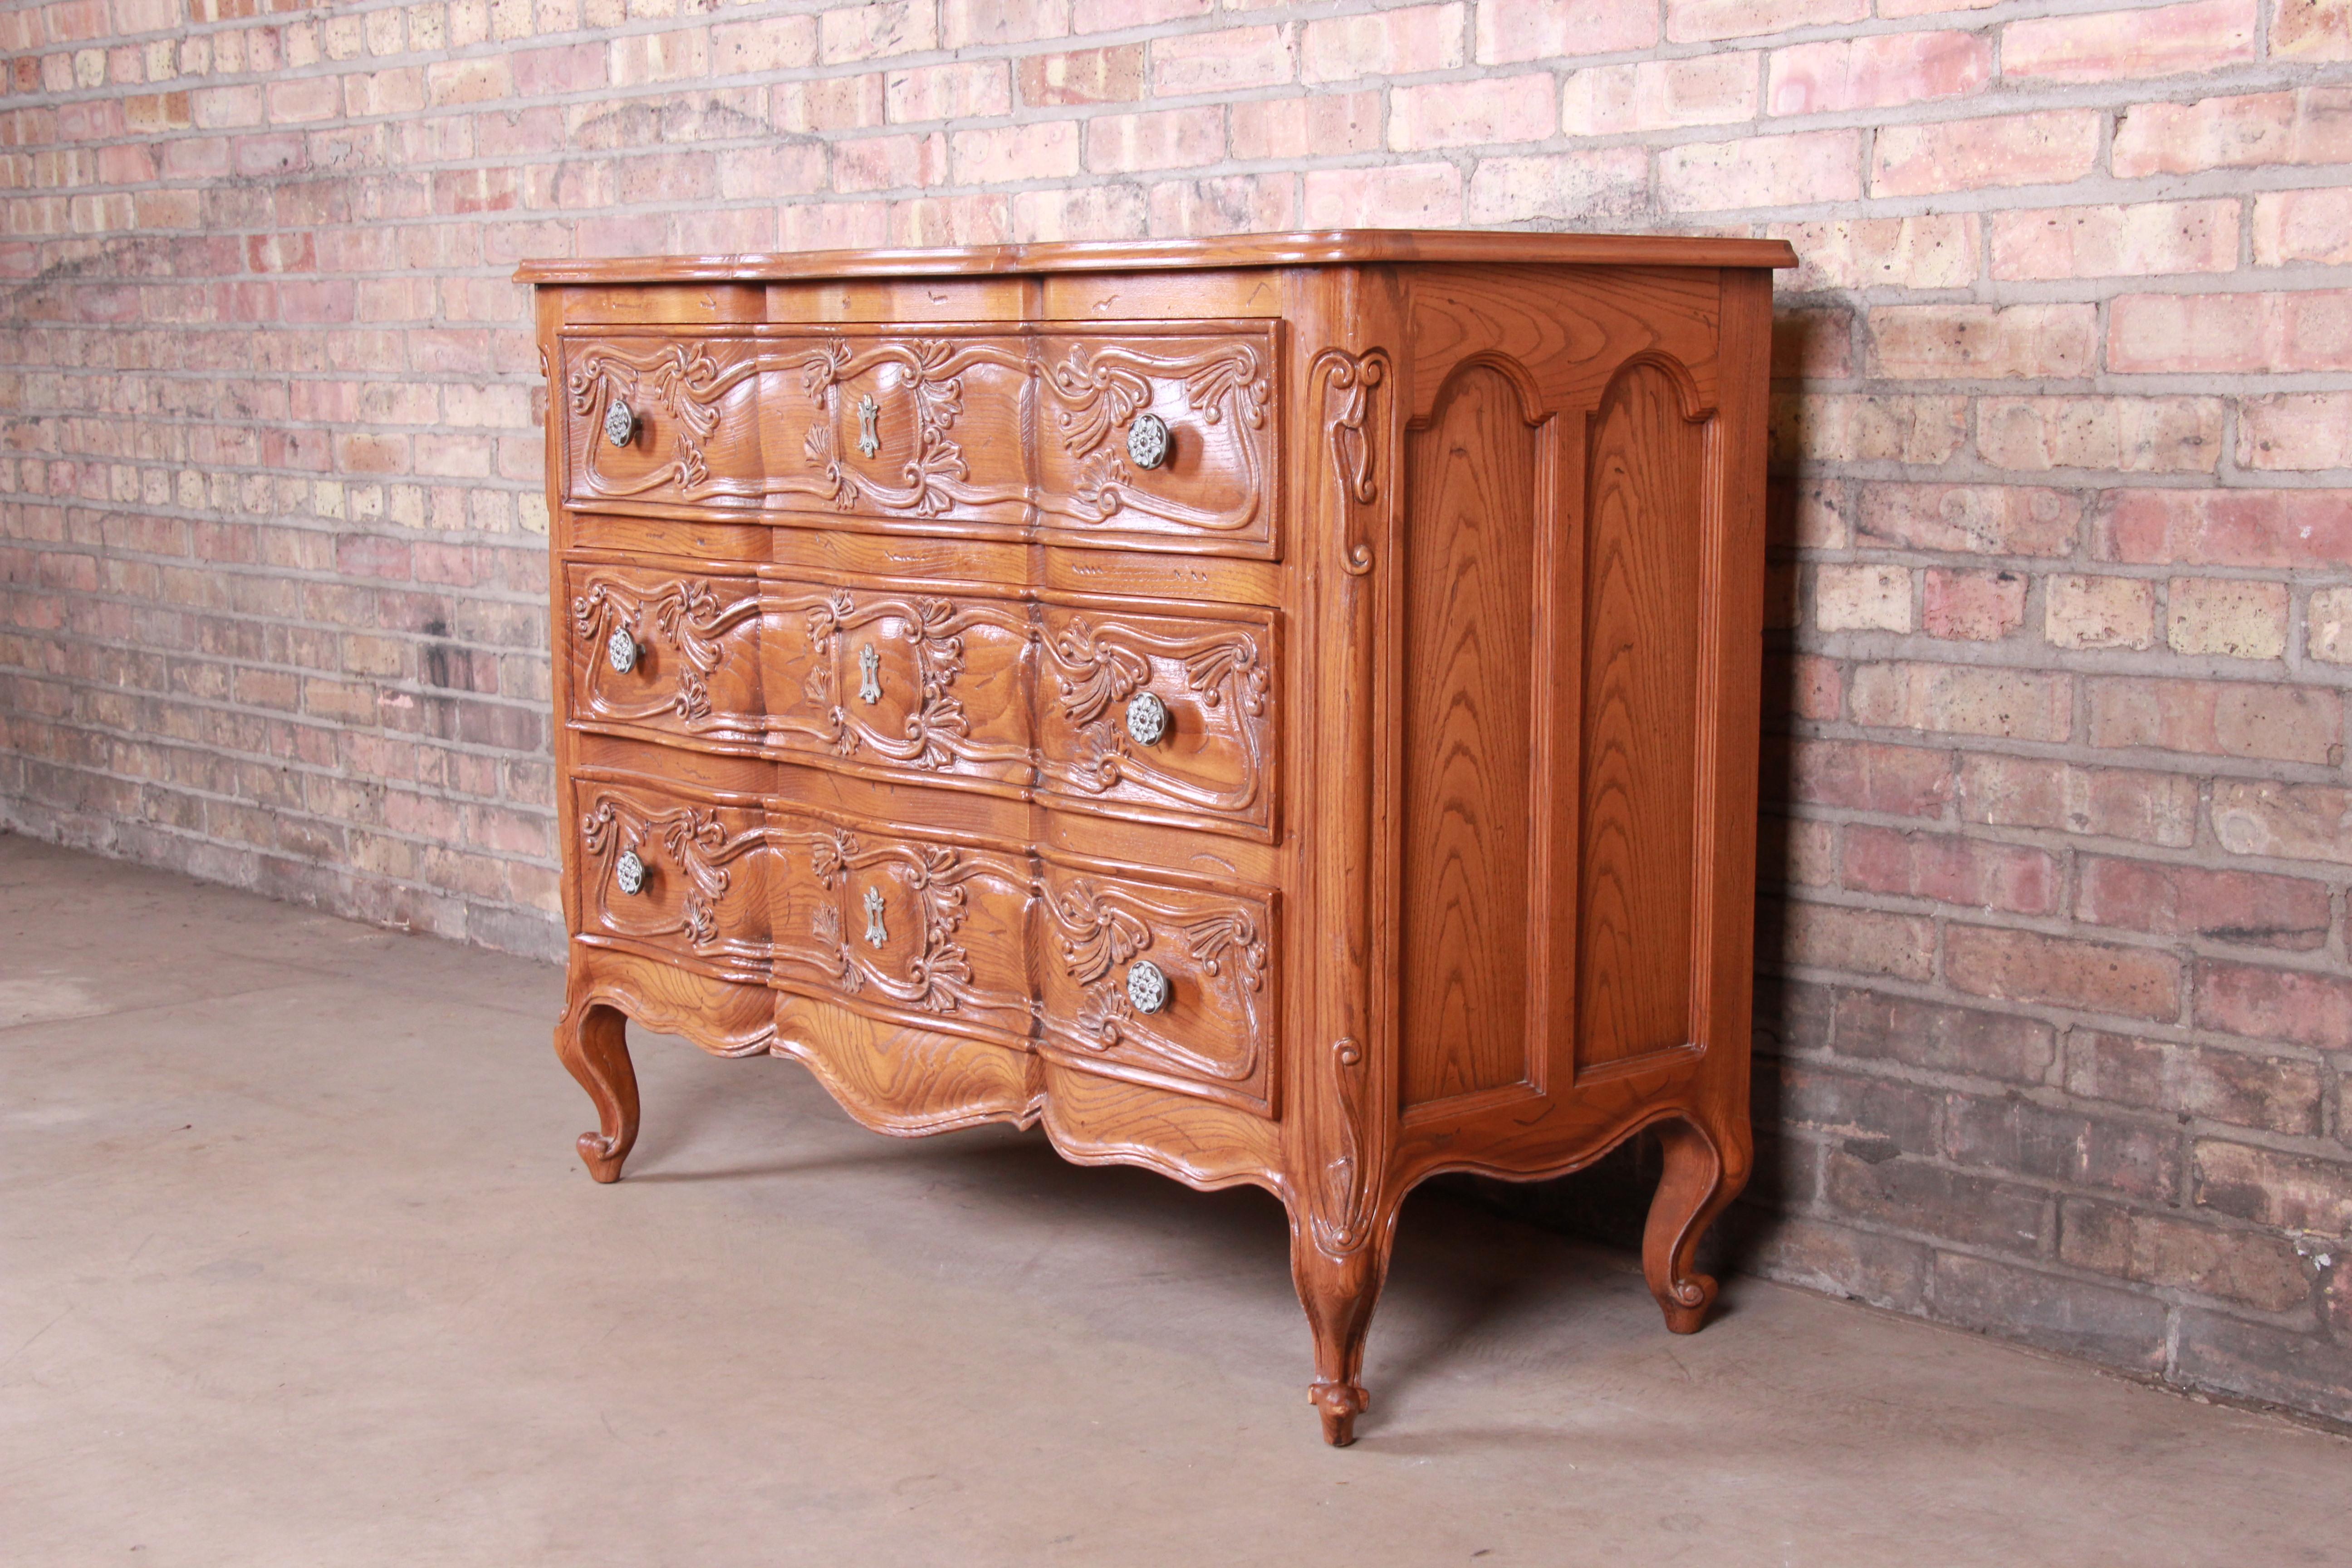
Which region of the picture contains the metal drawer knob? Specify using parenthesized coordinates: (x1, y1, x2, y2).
(614, 850, 646, 896)
(1127, 412, 1170, 470)
(603, 399, 636, 448)
(1127, 960, 1170, 1014)
(606, 627, 639, 675)
(1125, 691, 1168, 746)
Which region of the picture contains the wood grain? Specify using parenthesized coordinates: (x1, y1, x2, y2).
(1398, 364, 1540, 1108)
(1577, 361, 1705, 1074)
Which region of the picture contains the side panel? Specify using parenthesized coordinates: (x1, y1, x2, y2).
(1396, 365, 1544, 1108)
(1575, 363, 1708, 1075)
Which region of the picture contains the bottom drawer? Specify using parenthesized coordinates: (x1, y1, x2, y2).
(572, 778, 771, 985)
(764, 804, 1279, 1115)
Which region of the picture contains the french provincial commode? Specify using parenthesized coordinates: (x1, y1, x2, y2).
(518, 229, 1794, 1445)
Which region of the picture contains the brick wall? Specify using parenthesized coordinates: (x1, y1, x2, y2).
(4, 0, 2350, 1423)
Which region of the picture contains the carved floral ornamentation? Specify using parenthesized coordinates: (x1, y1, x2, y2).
(566, 342, 760, 499)
(1042, 874, 1269, 1086)
(1040, 614, 1271, 817)
(1041, 342, 1271, 531)
(579, 793, 767, 964)
(570, 575, 761, 736)
(1310, 347, 1392, 576)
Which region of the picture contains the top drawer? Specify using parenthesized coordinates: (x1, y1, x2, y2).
(558, 323, 1279, 557)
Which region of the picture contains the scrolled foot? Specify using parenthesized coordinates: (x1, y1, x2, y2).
(1309, 1379, 1370, 1446)
(576, 1130, 630, 1185)
(555, 990, 640, 1184)
(1659, 1272, 1719, 1336)
(1642, 1115, 1747, 1336)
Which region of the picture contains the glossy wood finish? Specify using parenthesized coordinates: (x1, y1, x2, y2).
(524, 230, 1788, 1446)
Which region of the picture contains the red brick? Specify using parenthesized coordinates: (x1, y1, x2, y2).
(1669, 0, 1869, 42)
(1867, 305, 2097, 380)
(1842, 825, 2058, 914)
(1659, 130, 1862, 211)
(1151, 25, 1294, 95)
(2254, 189, 2352, 265)
(2272, 0, 2352, 58)
(1766, 30, 1989, 117)
(1922, 569, 2026, 641)
(1016, 46, 1144, 108)
(1086, 108, 1222, 174)
(1302, 163, 1463, 228)
(1783, 739, 1954, 818)
(1833, 989, 2057, 1083)
(2088, 675, 2341, 764)
(2095, 489, 2352, 569)
(2067, 1031, 2325, 1136)
(1872, 111, 2100, 197)
(1390, 74, 1554, 149)
(2112, 290, 2352, 374)
(1768, 900, 1938, 981)
(1563, 55, 1758, 135)
(2195, 962, 2352, 1049)
(1946, 925, 2183, 1021)
(2004, 0, 2257, 82)
(1856, 484, 2080, 557)
(1229, 92, 1381, 161)
(2248, 390, 2352, 465)
(2060, 1204, 2308, 1313)
(1301, 4, 1462, 83)
(1989, 201, 2237, 279)
(1477, 0, 1655, 59)
(2112, 88, 2352, 176)
(2194, 1140, 2352, 1231)
(2076, 858, 2331, 950)
(1849, 662, 2072, 743)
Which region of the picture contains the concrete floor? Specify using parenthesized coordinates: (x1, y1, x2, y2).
(2, 833, 2345, 1566)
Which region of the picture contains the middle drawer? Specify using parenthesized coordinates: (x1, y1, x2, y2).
(567, 561, 1278, 840)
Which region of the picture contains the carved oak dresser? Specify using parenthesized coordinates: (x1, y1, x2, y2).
(518, 230, 1793, 1445)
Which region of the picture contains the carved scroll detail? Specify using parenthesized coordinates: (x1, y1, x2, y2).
(1040, 874, 1269, 1084)
(1313, 1037, 1374, 1256)
(579, 794, 766, 960)
(567, 343, 758, 499)
(1039, 615, 1270, 816)
(1041, 342, 1272, 530)
(571, 576, 760, 731)
(1312, 347, 1392, 577)
(799, 337, 1021, 518)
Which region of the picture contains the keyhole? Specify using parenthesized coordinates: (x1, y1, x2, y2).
(856, 393, 880, 459)
(858, 643, 881, 704)
(862, 886, 888, 947)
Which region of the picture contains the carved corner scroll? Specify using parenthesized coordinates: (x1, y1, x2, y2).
(566, 341, 759, 500)
(1311, 1036, 1376, 1256)
(578, 791, 769, 969)
(1312, 347, 1391, 577)
(570, 574, 761, 738)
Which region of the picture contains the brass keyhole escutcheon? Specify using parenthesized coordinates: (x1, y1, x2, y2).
(856, 393, 880, 459)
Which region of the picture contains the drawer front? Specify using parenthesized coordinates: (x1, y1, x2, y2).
(767, 811, 1034, 1042)
(572, 779, 770, 982)
(1037, 864, 1277, 1113)
(773, 333, 1031, 527)
(765, 809, 1276, 1112)
(567, 564, 763, 747)
(1035, 600, 1275, 834)
(1033, 330, 1275, 553)
(760, 579, 1034, 787)
(560, 323, 1277, 558)
(563, 337, 764, 510)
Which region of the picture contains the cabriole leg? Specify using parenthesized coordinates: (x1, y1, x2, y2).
(554, 990, 639, 1183)
(1285, 1204, 1398, 1447)
(1642, 1113, 1750, 1334)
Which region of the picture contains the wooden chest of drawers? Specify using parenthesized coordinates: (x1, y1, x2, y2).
(519, 230, 1793, 1445)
